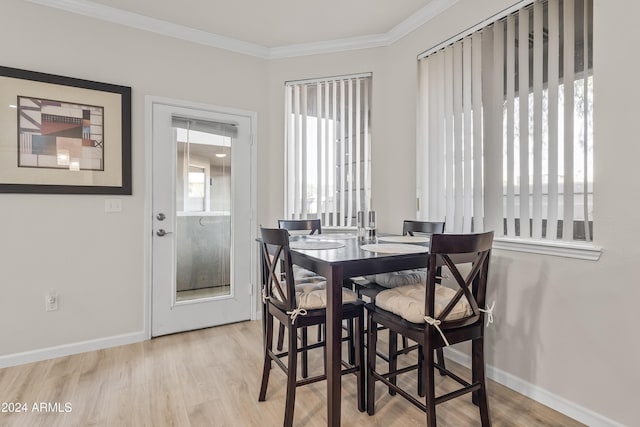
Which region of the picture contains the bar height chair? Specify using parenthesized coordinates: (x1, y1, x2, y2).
(349, 220, 447, 387)
(366, 231, 494, 427)
(258, 227, 365, 427)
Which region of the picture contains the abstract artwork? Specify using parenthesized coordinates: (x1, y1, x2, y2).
(18, 97, 104, 171)
(0, 65, 131, 194)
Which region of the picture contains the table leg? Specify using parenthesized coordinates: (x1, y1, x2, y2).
(325, 265, 343, 427)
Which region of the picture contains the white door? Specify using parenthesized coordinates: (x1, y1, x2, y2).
(151, 101, 254, 337)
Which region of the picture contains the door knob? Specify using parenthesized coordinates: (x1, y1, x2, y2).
(156, 229, 172, 237)
(156, 213, 166, 221)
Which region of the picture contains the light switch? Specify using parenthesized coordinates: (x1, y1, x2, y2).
(104, 198, 122, 213)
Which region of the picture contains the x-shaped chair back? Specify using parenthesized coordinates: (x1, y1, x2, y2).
(426, 232, 494, 330)
(278, 219, 321, 235)
(402, 220, 445, 236)
(260, 227, 297, 313)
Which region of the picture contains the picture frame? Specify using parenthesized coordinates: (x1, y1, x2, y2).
(0, 66, 131, 194)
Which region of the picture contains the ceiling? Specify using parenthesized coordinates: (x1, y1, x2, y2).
(27, 0, 458, 58)
(90, 0, 435, 47)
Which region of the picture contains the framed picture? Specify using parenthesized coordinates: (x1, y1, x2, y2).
(0, 66, 131, 194)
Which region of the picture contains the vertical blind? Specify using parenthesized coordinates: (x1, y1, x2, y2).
(418, 0, 593, 241)
(285, 74, 372, 227)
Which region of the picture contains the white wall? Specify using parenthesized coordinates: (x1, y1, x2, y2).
(262, 1, 640, 426)
(2, 0, 638, 425)
(0, 0, 267, 355)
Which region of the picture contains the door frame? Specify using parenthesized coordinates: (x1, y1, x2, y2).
(143, 95, 258, 339)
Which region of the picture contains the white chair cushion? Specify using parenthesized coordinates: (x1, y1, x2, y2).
(295, 281, 359, 310)
(375, 283, 472, 324)
(364, 270, 426, 288)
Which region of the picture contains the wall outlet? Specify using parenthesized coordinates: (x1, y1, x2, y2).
(45, 292, 58, 311)
(104, 198, 122, 213)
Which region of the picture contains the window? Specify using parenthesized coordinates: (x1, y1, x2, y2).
(285, 74, 372, 227)
(418, 0, 593, 244)
(174, 117, 235, 215)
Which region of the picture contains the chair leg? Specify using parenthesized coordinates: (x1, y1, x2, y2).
(284, 322, 298, 427)
(366, 314, 378, 415)
(424, 343, 437, 427)
(258, 312, 274, 402)
(436, 348, 446, 376)
(301, 327, 308, 378)
(347, 318, 355, 365)
(355, 309, 366, 412)
(472, 338, 492, 426)
(417, 345, 424, 397)
(277, 322, 285, 351)
(388, 330, 398, 396)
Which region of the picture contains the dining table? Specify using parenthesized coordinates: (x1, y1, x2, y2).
(287, 233, 430, 426)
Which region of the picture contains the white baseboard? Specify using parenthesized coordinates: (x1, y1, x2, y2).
(443, 348, 626, 427)
(0, 331, 147, 369)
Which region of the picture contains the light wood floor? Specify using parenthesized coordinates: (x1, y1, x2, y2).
(0, 320, 584, 427)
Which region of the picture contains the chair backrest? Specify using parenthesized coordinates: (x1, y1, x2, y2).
(402, 220, 445, 236)
(278, 219, 322, 235)
(260, 227, 297, 312)
(426, 231, 494, 329)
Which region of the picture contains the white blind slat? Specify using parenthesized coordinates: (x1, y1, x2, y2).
(301, 85, 308, 217)
(285, 85, 294, 219)
(332, 82, 338, 226)
(532, 1, 544, 239)
(506, 15, 516, 237)
(563, 0, 575, 241)
(518, 7, 530, 238)
(547, 0, 560, 239)
(339, 80, 346, 227)
(324, 82, 331, 225)
(364, 80, 371, 213)
(463, 38, 473, 233)
(453, 43, 464, 232)
(355, 79, 362, 216)
(437, 52, 447, 221)
(487, 21, 506, 236)
(293, 85, 301, 219)
(347, 79, 354, 227)
(422, 57, 433, 218)
(316, 82, 322, 222)
(583, 0, 591, 241)
(480, 22, 495, 234)
(444, 47, 455, 232)
(472, 32, 484, 232)
(417, 59, 427, 217)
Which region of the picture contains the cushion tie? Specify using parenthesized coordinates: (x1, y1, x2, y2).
(478, 301, 495, 327)
(286, 307, 308, 322)
(424, 316, 450, 346)
(262, 290, 271, 304)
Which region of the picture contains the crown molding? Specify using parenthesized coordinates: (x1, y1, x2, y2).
(24, 0, 459, 59)
(269, 33, 390, 59)
(387, 0, 459, 44)
(24, 0, 270, 58)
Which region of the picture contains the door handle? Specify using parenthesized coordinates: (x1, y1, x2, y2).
(156, 229, 173, 237)
(156, 213, 166, 221)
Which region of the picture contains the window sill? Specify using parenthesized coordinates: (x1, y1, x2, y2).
(493, 237, 602, 261)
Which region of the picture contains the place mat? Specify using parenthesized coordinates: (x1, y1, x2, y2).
(290, 240, 345, 250)
(377, 235, 430, 244)
(360, 243, 429, 254)
(306, 233, 356, 240)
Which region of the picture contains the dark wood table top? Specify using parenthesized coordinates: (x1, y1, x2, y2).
(289, 234, 430, 277)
